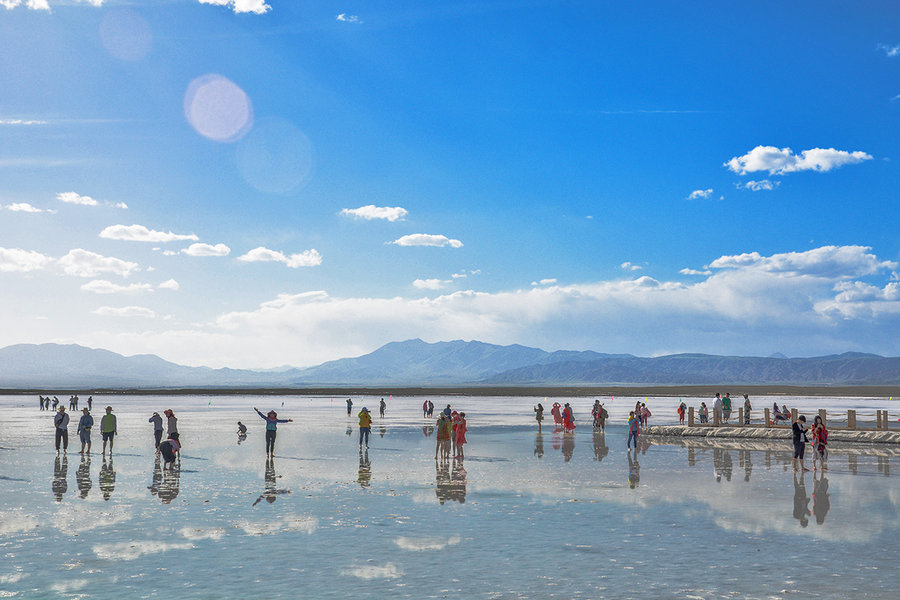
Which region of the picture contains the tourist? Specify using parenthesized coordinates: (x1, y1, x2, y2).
(792, 415, 809, 471)
(77, 407, 93, 455)
(454, 412, 468, 458)
(811, 415, 828, 471)
(534, 403, 544, 431)
(723, 393, 732, 424)
(677, 401, 686, 425)
(443, 404, 452, 418)
(562, 403, 576, 433)
(551, 402, 563, 429)
(164, 409, 178, 436)
(379, 398, 386, 418)
(597, 403, 608, 432)
(699, 402, 709, 423)
(100, 406, 117, 455)
(254, 407, 293, 456)
(52, 396, 59, 410)
(54, 406, 69, 454)
(87, 396, 93, 411)
(346, 398, 353, 415)
(237, 421, 247, 435)
(627, 410, 640, 449)
(450, 410, 460, 453)
(640, 403, 651, 427)
(713, 393, 723, 424)
(358, 406, 372, 448)
(149, 412, 164, 451)
(434, 413, 452, 459)
(743, 395, 752, 425)
(427, 400, 434, 417)
(159, 432, 181, 471)
(423, 400, 429, 418)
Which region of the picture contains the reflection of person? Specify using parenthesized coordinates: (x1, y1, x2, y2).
(422, 425, 434, 437)
(148, 455, 162, 497)
(76, 454, 91, 499)
(739, 449, 752, 482)
(253, 456, 291, 505)
(534, 432, 544, 458)
(52, 455, 68, 501)
(435, 457, 451, 504)
(792, 471, 811, 527)
(254, 407, 293, 456)
(435, 456, 466, 504)
(812, 473, 830, 525)
(159, 465, 180, 504)
(358, 407, 372, 448)
(99, 456, 116, 501)
(561, 431, 575, 462)
(592, 431, 608, 462)
(627, 450, 640, 488)
(100, 406, 117, 456)
(77, 407, 93, 455)
(449, 458, 467, 503)
(357, 450, 371, 488)
(54, 406, 70, 454)
(149, 412, 164, 451)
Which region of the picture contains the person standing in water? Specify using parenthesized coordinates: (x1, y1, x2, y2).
(346, 398, 353, 416)
(534, 403, 544, 432)
(562, 403, 576, 433)
(77, 407, 93, 455)
(627, 410, 640, 449)
(149, 412, 164, 452)
(792, 415, 809, 472)
(379, 398, 386, 418)
(358, 407, 373, 448)
(100, 406, 117, 456)
(454, 412, 468, 458)
(254, 407, 293, 456)
(722, 393, 733, 424)
(435, 413, 452, 459)
(159, 432, 181, 471)
(54, 406, 70, 454)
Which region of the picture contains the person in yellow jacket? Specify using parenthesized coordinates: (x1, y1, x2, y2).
(358, 407, 372, 448)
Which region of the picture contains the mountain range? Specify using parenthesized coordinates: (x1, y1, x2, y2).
(1, 339, 899, 389)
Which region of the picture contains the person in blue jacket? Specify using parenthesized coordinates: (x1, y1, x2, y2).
(254, 407, 293, 456)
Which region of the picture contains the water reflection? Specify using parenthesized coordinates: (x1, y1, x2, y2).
(159, 466, 180, 504)
(812, 473, 830, 525)
(76, 455, 91, 499)
(534, 432, 544, 458)
(793, 472, 811, 527)
(422, 425, 434, 438)
(52, 455, 68, 502)
(561, 434, 575, 462)
(713, 448, 733, 482)
(379, 425, 386, 439)
(627, 450, 640, 489)
(357, 450, 371, 488)
(99, 457, 116, 501)
(148, 456, 162, 498)
(435, 457, 466, 504)
(592, 432, 608, 462)
(253, 457, 290, 506)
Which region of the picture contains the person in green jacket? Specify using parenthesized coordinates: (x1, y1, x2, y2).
(100, 406, 117, 456)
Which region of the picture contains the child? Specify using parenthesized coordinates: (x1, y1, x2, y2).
(159, 432, 181, 471)
(454, 412, 468, 458)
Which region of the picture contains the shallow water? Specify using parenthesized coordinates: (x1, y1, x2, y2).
(0, 394, 897, 599)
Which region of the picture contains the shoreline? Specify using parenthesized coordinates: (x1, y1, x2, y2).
(2, 384, 899, 397)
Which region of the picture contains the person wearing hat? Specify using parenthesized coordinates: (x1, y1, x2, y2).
(53, 406, 70, 454)
(148, 412, 164, 452)
(100, 406, 117, 455)
(254, 407, 293, 456)
(358, 407, 372, 448)
(77, 407, 94, 454)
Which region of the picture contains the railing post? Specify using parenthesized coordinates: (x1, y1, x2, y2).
(847, 409, 856, 430)
(738, 407, 744, 426)
(764, 407, 771, 428)
(688, 406, 695, 427)
(818, 408, 827, 429)
(791, 408, 798, 423)
(877, 410, 884, 430)
(714, 407, 720, 426)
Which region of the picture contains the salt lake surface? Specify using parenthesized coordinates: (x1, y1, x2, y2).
(1, 394, 898, 599)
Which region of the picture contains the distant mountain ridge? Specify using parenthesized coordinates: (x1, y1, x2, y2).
(0, 340, 899, 388)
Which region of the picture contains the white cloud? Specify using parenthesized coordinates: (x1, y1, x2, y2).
(163, 250, 178, 256)
(531, 278, 557, 286)
(237, 246, 322, 268)
(341, 563, 403, 580)
(0, 118, 47, 125)
(737, 179, 779, 191)
(158, 279, 180, 291)
(182, 242, 230, 257)
(0, 247, 52, 272)
(621, 262, 643, 271)
(879, 44, 900, 57)
(340, 205, 407, 221)
(81, 280, 153, 294)
(0, 0, 50, 10)
(57, 191, 98, 206)
(92, 306, 156, 318)
(413, 278, 450, 290)
(687, 189, 713, 200)
(5, 202, 54, 213)
(197, 0, 270, 15)
(58, 249, 139, 278)
(100, 224, 199, 243)
(92, 541, 193, 561)
(725, 146, 873, 175)
(708, 245, 895, 278)
(336, 13, 362, 24)
(114, 202, 128, 209)
(391, 234, 463, 248)
(680, 268, 712, 276)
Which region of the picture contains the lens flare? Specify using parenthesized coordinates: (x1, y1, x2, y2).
(184, 74, 253, 143)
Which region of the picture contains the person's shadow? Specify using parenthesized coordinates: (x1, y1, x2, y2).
(253, 456, 291, 506)
(99, 456, 116, 501)
(52, 455, 68, 502)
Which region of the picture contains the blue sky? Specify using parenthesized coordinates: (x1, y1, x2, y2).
(2, 0, 900, 367)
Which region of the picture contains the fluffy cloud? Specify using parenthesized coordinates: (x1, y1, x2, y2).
(340, 205, 407, 221)
(100, 224, 199, 243)
(0, 247, 52, 272)
(4, 202, 54, 213)
(391, 234, 463, 248)
(182, 242, 230, 257)
(725, 146, 872, 175)
(158, 279, 180, 291)
(737, 180, 779, 191)
(879, 44, 900, 57)
(197, 0, 270, 15)
(0, 118, 47, 125)
(58, 249, 139, 278)
(92, 306, 156, 318)
(81, 280, 153, 294)
(336, 13, 362, 24)
(680, 268, 712, 276)
(531, 278, 557, 286)
(621, 262, 643, 271)
(237, 246, 322, 268)
(57, 191, 98, 206)
(0, 1, 51, 10)
(413, 278, 450, 290)
(708, 245, 895, 278)
(687, 189, 713, 200)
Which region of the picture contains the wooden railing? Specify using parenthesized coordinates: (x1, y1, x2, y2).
(686, 406, 894, 431)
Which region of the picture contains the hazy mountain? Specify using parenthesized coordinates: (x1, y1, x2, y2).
(1, 340, 899, 388)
